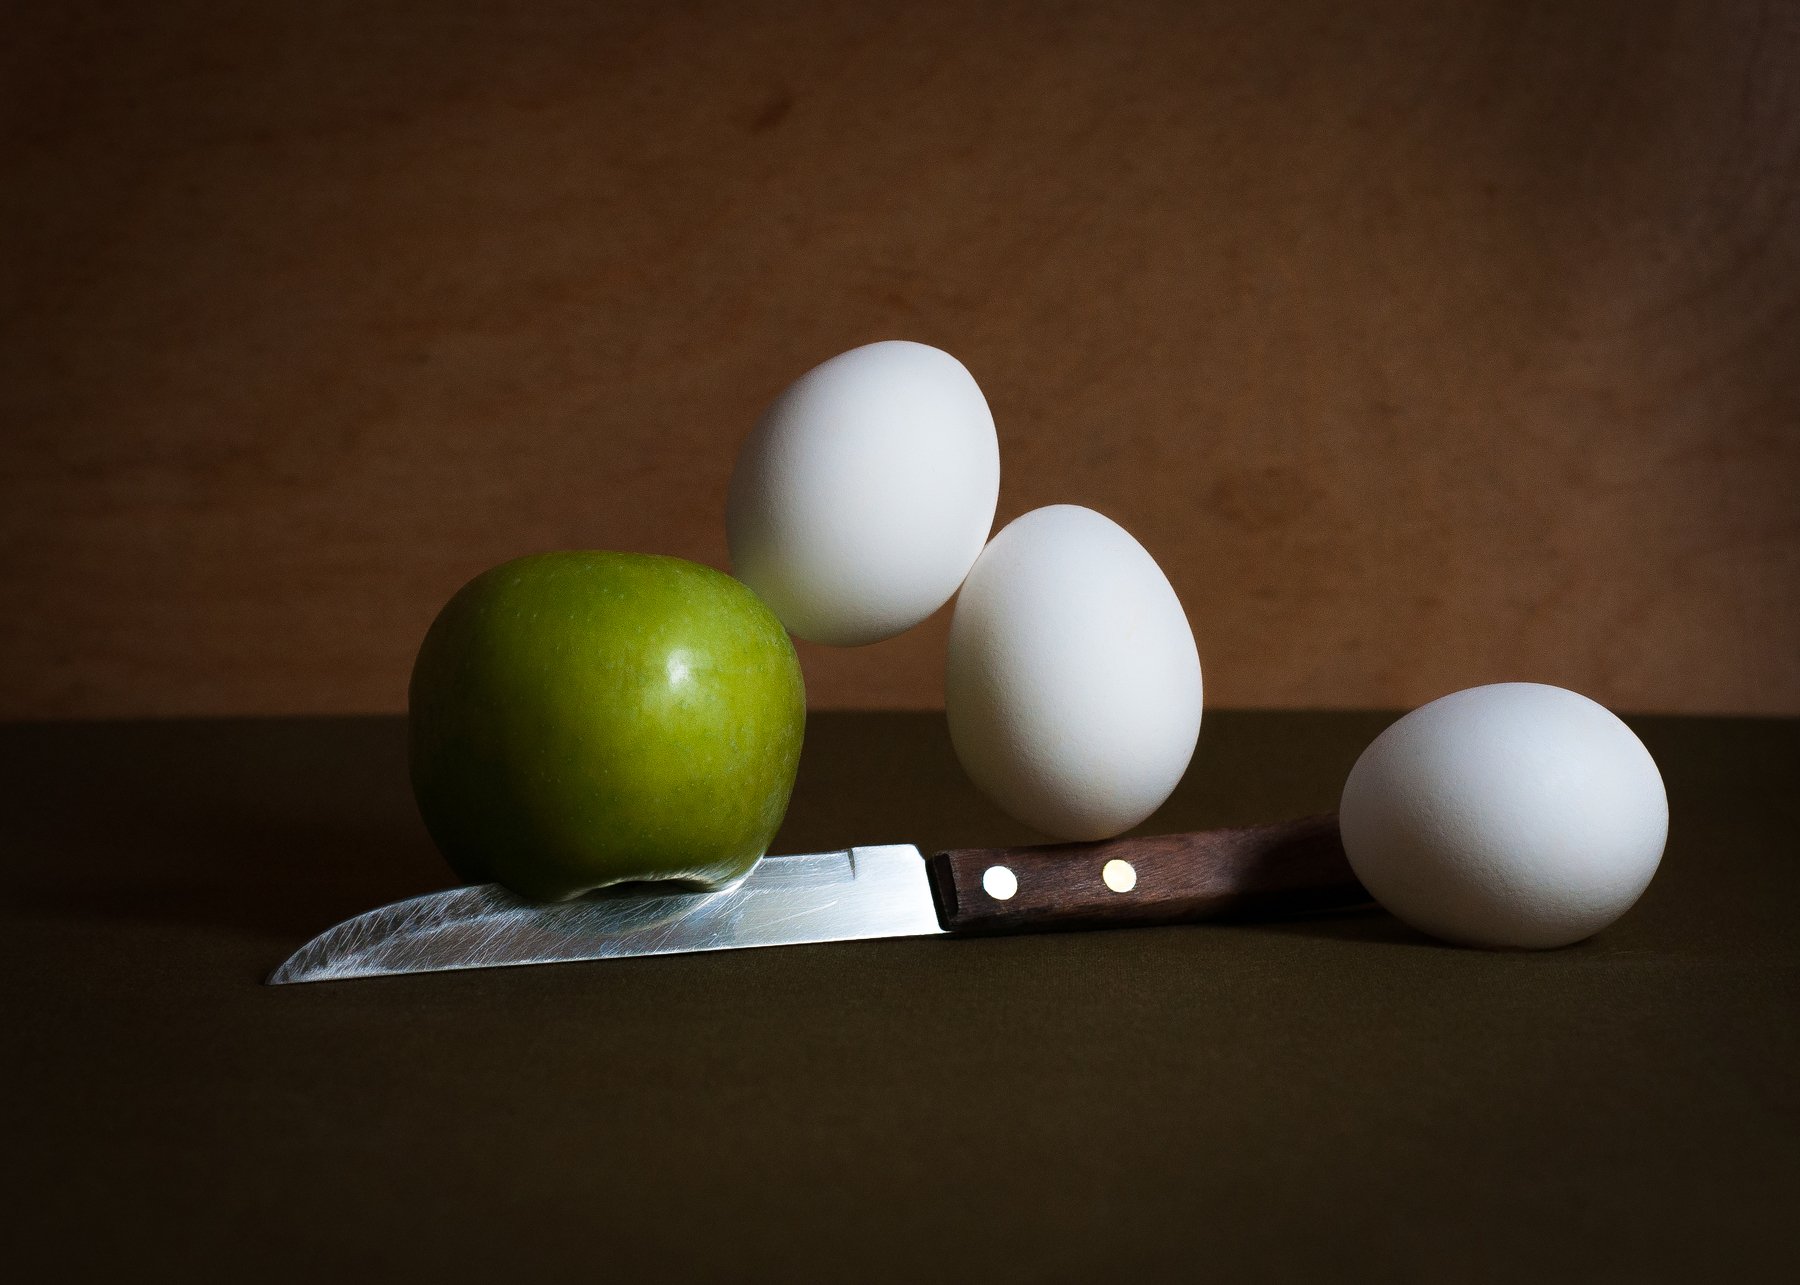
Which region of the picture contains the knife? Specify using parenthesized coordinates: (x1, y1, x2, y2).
(267, 814, 1366, 984)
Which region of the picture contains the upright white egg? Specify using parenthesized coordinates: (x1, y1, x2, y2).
(726, 341, 1000, 646)
(946, 505, 1203, 841)
(1339, 683, 1668, 949)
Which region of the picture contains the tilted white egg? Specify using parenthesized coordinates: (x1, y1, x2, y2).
(726, 341, 1000, 646)
(1339, 683, 1668, 949)
(946, 505, 1203, 841)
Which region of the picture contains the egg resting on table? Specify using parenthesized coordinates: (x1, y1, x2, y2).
(1339, 682, 1668, 949)
(946, 505, 1203, 841)
(726, 341, 1000, 646)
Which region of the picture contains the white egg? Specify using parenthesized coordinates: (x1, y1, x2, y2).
(946, 505, 1203, 840)
(726, 341, 1000, 646)
(1339, 683, 1668, 949)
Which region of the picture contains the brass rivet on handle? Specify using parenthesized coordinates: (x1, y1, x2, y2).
(1102, 859, 1137, 893)
(982, 865, 1019, 901)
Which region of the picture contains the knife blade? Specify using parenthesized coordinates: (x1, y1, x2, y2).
(267, 814, 1365, 984)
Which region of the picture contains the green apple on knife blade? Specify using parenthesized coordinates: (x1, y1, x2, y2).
(408, 551, 806, 901)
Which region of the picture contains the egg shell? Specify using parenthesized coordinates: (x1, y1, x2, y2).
(1339, 682, 1668, 949)
(946, 505, 1203, 841)
(726, 341, 1000, 646)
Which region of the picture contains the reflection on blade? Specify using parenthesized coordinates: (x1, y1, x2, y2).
(266, 845, 943, 984)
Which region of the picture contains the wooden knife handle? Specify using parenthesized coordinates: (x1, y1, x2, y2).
(926, 813, 1368, 935)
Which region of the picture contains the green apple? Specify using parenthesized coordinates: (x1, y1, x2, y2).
(408, 552, 805, 901)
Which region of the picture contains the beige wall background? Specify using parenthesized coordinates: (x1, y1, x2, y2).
(3, 0, 1796, 719)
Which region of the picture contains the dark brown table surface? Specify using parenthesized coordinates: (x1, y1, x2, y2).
(6, 711, 1797, 1281)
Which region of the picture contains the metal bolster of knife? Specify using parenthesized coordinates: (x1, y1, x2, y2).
(925, 813, 1369, 935)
